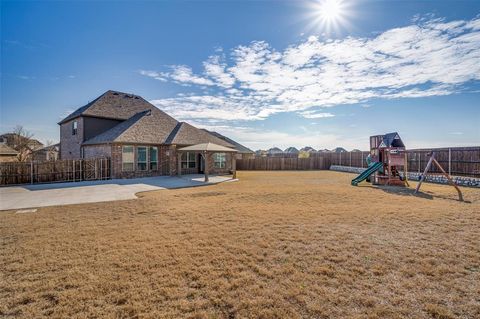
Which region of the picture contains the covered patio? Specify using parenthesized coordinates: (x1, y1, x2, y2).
(177, 142, 238, 182)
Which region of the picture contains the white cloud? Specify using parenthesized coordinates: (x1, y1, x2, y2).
(298, 110, 335, 118)
(142, 16, 480, 122)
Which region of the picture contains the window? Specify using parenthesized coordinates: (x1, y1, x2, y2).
(72, 120, 78, 135)
(149, 147, 158, 170)
(213, 153, 226, 169)
(137, 146, 147, 171)
(122, 146, 134, 171)
(181, 152, 196, 169)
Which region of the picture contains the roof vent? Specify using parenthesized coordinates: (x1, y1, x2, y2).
(113, 92, 119, 95)
(145, 110, 152, 116)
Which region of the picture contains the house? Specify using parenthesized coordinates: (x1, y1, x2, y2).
(300, 146, 317, 153)
(0, 143, 19, 162)
(0, 133, 44, 161)
(58, 90, 244, 179)
(267, 147, 284, 157)
(255, 149, 267, 157)
(333, 147, 347, 153)
(203, 130, 255, 159)
(284, 147, 299, 154)
(33, 143, 60, 161)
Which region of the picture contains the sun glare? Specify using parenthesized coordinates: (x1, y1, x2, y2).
(306, 0, 353, 35)
(319, 0, 342, 22)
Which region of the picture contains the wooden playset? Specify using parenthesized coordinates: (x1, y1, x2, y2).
(352, 132, 464, 201)
(351, 132, 408, 186)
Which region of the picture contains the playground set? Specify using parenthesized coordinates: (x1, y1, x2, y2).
(350, 132, 464, 201)
(351, 132, 408, 187)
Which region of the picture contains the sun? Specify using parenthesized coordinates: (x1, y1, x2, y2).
(319, 0, 343, 22)
(305, 0, 353, 35)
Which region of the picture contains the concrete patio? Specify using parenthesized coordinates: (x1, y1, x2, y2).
(0, 174, 236, 211)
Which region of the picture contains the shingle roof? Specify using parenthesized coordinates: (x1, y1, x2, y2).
(166, 123, 233, 147)
(382, 132, 405, 148)
(59, 90, 157, 124)
(0, 144, 19, 155)
(203, 130, 254, 154)
(178, 142, 238, 152)
(82, 108, 179, 145)
(71, 91, 247, 148)
(284, 147, 299, 153)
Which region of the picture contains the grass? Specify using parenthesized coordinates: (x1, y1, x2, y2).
(1, 171, 479, 318)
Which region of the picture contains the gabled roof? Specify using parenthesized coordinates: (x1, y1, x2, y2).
(166, 122, 233, 147)
(83, 108, 179, 145)
(0, 143, 19, 155)
(284, 147, 299, 153)
(203, 130, 254, 154)
(268, 147, 283, 154)
(300, 146, 316, 152)
(381, 132, 405, 148)
(178, 142, 238, 153)
(59, 90, 157, 124)
(333, 147, 347, 153)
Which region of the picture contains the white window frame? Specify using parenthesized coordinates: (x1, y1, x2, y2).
(72, 120, 78, 135)
(213, 153, 226, 169)
(181, 152, 196, 169)
(122, 146, 134, 171)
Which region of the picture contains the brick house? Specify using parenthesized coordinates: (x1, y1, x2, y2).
(59, 90, 252, 179)
(0, 143, 19, 162)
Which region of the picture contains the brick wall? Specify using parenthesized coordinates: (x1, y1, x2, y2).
(207, 152, 234, 175)
(60, 117, 83, 159)
(111, 144, 171, 179)
(83, 144, 112, 158)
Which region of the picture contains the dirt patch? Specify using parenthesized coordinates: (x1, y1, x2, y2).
(1, 171, 479, 318)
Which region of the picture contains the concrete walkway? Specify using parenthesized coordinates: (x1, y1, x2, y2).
(0, 175, 236, 211)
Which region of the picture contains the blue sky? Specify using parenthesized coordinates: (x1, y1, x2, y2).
(1, 0, 479, 150)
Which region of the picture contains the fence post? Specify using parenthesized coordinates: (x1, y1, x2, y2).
(361, 152, 364, 168)
(339, 152, 342, 166)
(418, 153, 420, 173)
(349, 152, 352, 167)
(448, 148, 451, 176)
(30, 161, 33, 184)
(73, 160, 75, 182)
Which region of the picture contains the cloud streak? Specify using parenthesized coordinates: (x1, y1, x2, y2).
(142, 16, 480, 122)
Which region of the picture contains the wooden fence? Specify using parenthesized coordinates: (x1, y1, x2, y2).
(0, 157, 111, 186)
(237, 147, 480, 177)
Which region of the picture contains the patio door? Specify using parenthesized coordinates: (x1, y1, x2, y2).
(198, 153, 204, 173)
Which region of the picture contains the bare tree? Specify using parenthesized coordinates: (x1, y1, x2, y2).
(11, 125, 35, 162)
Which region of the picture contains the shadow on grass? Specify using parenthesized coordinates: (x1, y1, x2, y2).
(359, 184, 470, 203)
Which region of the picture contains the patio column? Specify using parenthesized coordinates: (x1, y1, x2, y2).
(204, 151, 209, 182)
(177, 152, 182, 176)
(231, 153, 237, 179)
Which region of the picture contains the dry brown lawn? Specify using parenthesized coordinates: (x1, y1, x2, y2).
(1, 171, 479, 318)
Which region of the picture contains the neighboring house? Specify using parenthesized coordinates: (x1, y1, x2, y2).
(58, 90, 245, 178)
(267, 147, 284, 157)
(300, 146, 317, 153)
(284, 147, 299, 154)
(0, 133, 44, 161)
(0, 143, 19, 162)
(333, 147, 347, 153)
(33, 143, 60, 161)
(204, 130, 255, 159)
(255, 149, 267, 157)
